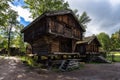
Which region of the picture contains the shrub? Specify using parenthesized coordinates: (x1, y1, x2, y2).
(20, 55, 41, 67)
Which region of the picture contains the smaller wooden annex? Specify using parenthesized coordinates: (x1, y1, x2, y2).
(76, 35, 101, 54)
(76, 35, 101, 61)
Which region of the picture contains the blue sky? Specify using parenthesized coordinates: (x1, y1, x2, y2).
(19, 17, 30, 26)
(9, 0, 32, 26)
(12, 0, 25, 6)
(10, 0, 120, 36)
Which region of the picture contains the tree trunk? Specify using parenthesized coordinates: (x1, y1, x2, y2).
(7, 26, 12, 55)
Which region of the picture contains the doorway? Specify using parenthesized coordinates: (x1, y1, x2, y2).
(60, 38, 72, 52)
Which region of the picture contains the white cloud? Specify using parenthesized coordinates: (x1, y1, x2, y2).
(9, 2, 33, 22)
(86, 22, 102, 36)
(65, 0, 120, 36)
(109, 0, 120, 6)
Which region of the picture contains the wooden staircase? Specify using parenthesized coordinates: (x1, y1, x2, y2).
(59, 60, 70, 71)
(59, 59, 79, 71)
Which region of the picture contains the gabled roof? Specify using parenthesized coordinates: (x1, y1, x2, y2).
(76, 35, 101, 46)
(21, 10, 85, 33)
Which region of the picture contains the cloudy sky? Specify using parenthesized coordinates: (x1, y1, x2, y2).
(10, 0, 120, 36)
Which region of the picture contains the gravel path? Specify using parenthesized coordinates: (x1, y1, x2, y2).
(0, 56, 120, 80)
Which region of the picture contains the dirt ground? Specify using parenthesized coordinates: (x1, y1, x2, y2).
(0, 56, 120, 80)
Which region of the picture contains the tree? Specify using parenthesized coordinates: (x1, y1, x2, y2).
(97, 32, 111, 52)
(24, 0, 69, 18)
(73, 9, 79, 17)
(1, 8, 19, 54)
(0, 35, 3, 48)
(72, 10, 91, 30)
(6, 9, 19, 55)
(0, 0, 26, 54)
(0, 0, 18, 53)
(78, 12, 91, 29)
(0, 0, 13, 27)
(111, 29, 120, 50)
(13, 24, 26, 52)
(0, 34, 7, 49)
(117, 29, 120, 48)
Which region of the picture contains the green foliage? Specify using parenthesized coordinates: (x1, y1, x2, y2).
(24, 0, 69, 18)
(73, 10, 91, 30)
(79, 12, 91, 28)
(97, 32, 111, 51)
(5, 9, 19, 55)
(12, 24, 26, 52)
(20, 55, 41, 67)
(73, 9, 79, 17)
(107, 52, 120, 62)
(0, 0, 11, 26)
(97, 30, 120, 53)
(0, 37, 7, 49)
(111, 29, 120, 50)
(0, 0, 12, 50)
(0, 0, 26, 54)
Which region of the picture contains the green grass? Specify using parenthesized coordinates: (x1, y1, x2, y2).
(106, 52, 120, 62)
(110, 52, 120, 55)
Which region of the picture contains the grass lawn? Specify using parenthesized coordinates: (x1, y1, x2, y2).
(107, 51, 120, 62)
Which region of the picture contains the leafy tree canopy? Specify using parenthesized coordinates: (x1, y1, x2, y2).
(24, 0, 69, 18)
(111, 29, 120, 50)
(79, 12, 91, 28)
(97, 32, 111, 51)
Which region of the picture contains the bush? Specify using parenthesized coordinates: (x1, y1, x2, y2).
(20, 55, 41, 67)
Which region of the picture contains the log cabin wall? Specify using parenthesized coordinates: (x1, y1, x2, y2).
(27, 35, 60, 55)
(86, 40, 99, 53)
(44, 37, 73, 53)
(24, 27, 33, 43)
(47, 14, 83, 40)
(31, 36, 50, 55)
(47, 36, 79, 54)
(50, 38, 60, 53)
(24, 18, 47, 43)
(46, 14, 84, 54)
(48, 37, 73, 53)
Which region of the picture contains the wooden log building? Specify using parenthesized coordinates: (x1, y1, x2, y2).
(76, 35, 101, 55)
(76, 35, 101, 61)
(21, 10, 101, 60)
(21, 10, 85, 60)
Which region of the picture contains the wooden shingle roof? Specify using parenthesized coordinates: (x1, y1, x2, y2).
(21, 10, 85, 33)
